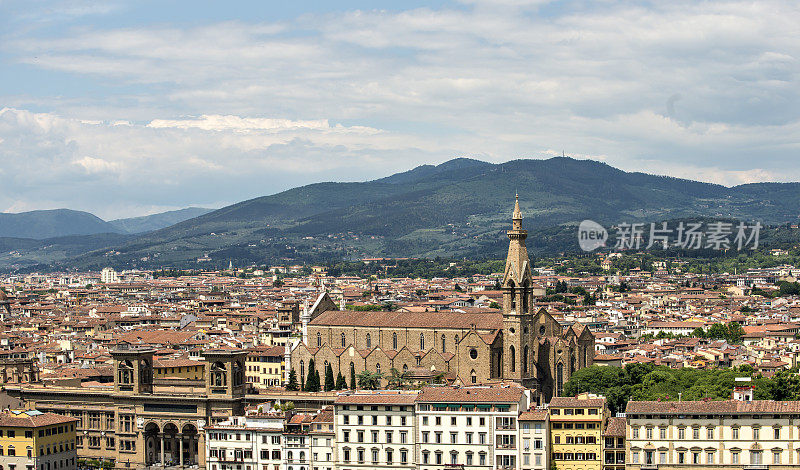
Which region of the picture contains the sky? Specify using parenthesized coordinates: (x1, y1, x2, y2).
(1, 0, 799, 219)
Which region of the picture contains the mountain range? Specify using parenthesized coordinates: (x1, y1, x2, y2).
(2, 157, 799, 271)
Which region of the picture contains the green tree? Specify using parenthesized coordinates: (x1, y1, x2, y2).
(335, 371, 347, 390)
(324, 363, 335, 391)
(305, 359, 320, 392)
(357, 370, 382, 390)
(286, 369, 299, 391)
(386, 368, 407, 389)
(350, 365, 356, 390)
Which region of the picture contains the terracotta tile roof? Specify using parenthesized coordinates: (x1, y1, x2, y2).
(549, 396, 606, 408)
(417, 386, 524, 403)
(604, 416, 626, 436)
(0, 411, 78, 427)
(334, 392, 419, 405)
(310, 310, 502, 330)
(627, 399, 800, 415)
(518, 409, 549, 421)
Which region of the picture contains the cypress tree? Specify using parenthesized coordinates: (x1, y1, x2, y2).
(324, 363, 335, 391)
(286, 368, 299, 391)
(335, 371, 347, 390)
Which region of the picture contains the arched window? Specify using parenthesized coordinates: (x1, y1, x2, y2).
(454, 334, 459, 344)
(316, 332, 321, 347)
(402, 364, 408, 373)
(508, 280, 516, 310)
(523, 346, 529, 374)
(557, 362, 564, 397)
(470, 369, 477, 384)
(300, 361, 305, 384)
(441, 334, 446, 353)
(522, 279, 530, 313)
(392, 333, 398, 350)
(376, 363, 381, 375)
(509, 346, 516, 372)
(211, 362, 227, 387)
(118, 360, 134, 384)
(420, 333, 425, 351)
(570, 354, 576, 374)
(366, 333, 372, 349)
(341, 333, 346, 348)
(584, 347, 589, 367)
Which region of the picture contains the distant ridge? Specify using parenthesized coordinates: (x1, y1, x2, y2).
(3, 157, 800, 271)
(0, 209, 121, 239)
(109, 207, 213, 234)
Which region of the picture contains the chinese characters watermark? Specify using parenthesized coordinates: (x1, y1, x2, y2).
(578, 220, 761, 252)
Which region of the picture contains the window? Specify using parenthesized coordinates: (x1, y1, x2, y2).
(392, 333, 398, 350)
(400, 449, 408, 464)
(420, 333, 425, 351)
(732, 452, 740, 464)
(692, 428, 699, 440)
(774, 427, 781, 440)
(646, 427, 652, 439)
(366, 333, 372, 349)
(341, 333, 346, 347)
(707, 426, 714, 439)
(678, 452, 685, 464)
(343, 448, 350, 462)
(753, 427, 760, 440)
(773, 451, 781, 465)
(659, 427, 666, 439)
(707, 451, 714, 464)
(442, 334, 446, 353)
(372, 449, 379, 464)
(677, 428, 685, 439)
(632, 428, 639, 439)
(692, 452, 700, 465)
(316, 332, 321, 347)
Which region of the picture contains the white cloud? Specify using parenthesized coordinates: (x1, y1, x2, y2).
(1, 0, 800, 217)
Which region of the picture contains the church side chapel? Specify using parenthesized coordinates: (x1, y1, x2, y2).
(290, 196, 594, 403)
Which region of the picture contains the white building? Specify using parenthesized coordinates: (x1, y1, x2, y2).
(334, 391, 418, 470)
(309, 407, 334, 470)
(205, 413, 284, 470)
(416, 386, 529, 470)
(100, 267, 118, 284)
(626, 384, 800, 469)
(518, 409, 549, 470)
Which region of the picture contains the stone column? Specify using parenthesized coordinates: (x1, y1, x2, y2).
(160, 435, 165, 465)
(179, 436, 184, 467)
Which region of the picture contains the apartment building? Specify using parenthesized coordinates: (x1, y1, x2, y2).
(602, 417, 625, 470)
(309, 408, 334, 470)
(204, 414, 284, 470)
(416, 386, 529, 470)
(246, 346, 285, 389)
(626, 385, 800, 469)
(548, 394, 606, 470)
(518, 409, 548, 470)
(0, 410, 78, 470)
(334, 392, 418, 470)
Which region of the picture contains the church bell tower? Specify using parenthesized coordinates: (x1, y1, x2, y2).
(502, 195, 535, 385)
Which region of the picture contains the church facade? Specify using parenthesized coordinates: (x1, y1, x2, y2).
(290, 197, 594, 402)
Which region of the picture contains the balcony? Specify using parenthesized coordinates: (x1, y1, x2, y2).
(495, 444, 516, 450)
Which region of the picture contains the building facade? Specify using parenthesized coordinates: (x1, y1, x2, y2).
(626, 390, 800, 469)
(291, 198, 595, 404)
(548, 395, 606, 470)
(0, 410, 78, 470)
(6, 347, 249, 469)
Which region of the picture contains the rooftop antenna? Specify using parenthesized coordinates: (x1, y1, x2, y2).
(562, 150, 565, 158)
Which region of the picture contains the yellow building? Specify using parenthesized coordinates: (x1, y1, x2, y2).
(549, 394, 606, 470)
(0, 409, 78, 470)
(153, 359, 204, 380)
(245, 346, 285, 388)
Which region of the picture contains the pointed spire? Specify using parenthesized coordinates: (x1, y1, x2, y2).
(512, 193, 522, 230)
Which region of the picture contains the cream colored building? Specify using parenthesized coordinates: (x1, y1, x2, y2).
(627, 386, 800, 469)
